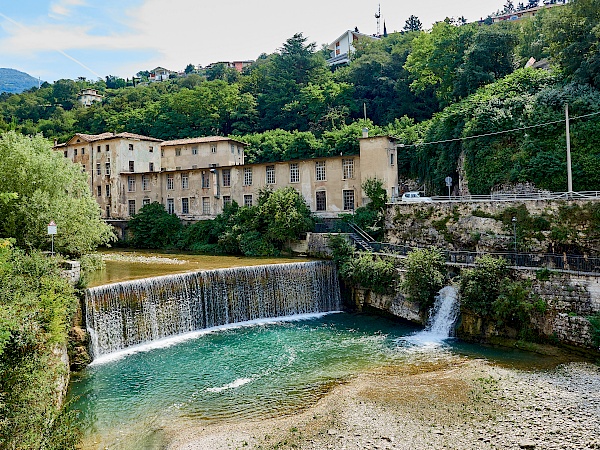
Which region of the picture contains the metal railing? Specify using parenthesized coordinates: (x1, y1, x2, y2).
(371, 242, 600, 275)
(387, 191, 600, 205)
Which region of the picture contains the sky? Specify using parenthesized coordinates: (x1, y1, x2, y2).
(0, 0, 502, 83)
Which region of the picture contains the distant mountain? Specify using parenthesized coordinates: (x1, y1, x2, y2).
(0, 68, 40, 94)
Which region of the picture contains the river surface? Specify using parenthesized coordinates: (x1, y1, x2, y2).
(69, 312, 577, 450)
(87, 250, 311, 287)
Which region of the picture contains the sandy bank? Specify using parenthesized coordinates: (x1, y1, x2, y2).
(165, 357, 600, 450)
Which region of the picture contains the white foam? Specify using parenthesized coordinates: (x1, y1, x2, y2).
(89, 311, 341, 366)
(207, 378, 253, 393)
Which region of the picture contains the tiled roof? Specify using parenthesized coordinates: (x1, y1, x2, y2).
(161, 136, 247, 146)
(72, 132, 163, 143)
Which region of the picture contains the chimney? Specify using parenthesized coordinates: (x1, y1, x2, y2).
(362, 127, 369, 138)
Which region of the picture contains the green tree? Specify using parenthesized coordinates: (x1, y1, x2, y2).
(544, 0, 600, 88)
(459, 255, 509, 316)
(402, 247, 447, 311)
(0, 132, 114, 255)
(184, 63, 195, 74)
(127, 202, 182, 249)
(403, 15, 422, 32)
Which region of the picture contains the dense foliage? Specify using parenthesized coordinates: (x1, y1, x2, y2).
(459, 255, 546, 337)
(328, 234, 399, 295)
(128, 187, 314, 256)
(0, 240, 80, 449)
(401, 247, 447, 311)
(0, 132, 115, 255)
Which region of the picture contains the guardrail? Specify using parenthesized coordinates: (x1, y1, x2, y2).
(370, 242, 600, 275)
(387, 191, 600, 204)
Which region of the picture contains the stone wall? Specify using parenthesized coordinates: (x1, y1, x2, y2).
(386, 198, 600, 254)
(458, 271, 600, 351)
(351, 287, 424, 325)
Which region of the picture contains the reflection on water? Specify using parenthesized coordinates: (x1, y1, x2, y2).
(86, 250, 312, 287)
(70, 312, 581, 450)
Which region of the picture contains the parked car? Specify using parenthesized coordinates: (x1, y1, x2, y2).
(401, 191, 433, 203)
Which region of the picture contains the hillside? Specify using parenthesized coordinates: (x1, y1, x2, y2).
(0, 68, 39, 94)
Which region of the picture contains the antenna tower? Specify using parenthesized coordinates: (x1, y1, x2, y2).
(375, 4, 381, 36)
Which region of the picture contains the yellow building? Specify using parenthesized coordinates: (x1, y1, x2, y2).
(56, 131, 399, 221)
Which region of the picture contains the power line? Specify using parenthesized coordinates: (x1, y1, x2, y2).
(398, 109, 600, 148)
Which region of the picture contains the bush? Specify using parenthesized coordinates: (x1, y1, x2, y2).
(339, 252, 398, 295)
(127, 202, 182, 249)
(460, 255, 509, 316)
(402, 247, 447, 311)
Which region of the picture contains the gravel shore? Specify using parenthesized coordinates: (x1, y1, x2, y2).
(166, 357, 600, 450)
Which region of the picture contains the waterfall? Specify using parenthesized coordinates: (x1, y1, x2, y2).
(424, 285, 460, 339)
(404, 285, 460, 346)
(85, 261, 341, 360)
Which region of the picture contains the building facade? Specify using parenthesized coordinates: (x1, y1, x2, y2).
(326, 30, 379, 67)
(77, 89, 103, 107)
(56, 132, 399, 221)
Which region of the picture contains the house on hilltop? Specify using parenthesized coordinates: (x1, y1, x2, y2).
(149, 67, 175, 81)
(326, 30, 379, 67)
(77, 89, 103, 107)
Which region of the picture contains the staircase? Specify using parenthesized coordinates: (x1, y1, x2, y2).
(348, 223, 375, 252)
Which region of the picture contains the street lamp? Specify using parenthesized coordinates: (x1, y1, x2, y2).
(512, 216, 517, 253)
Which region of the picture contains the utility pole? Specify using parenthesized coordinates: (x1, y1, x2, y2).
(565, 103, 573, 197)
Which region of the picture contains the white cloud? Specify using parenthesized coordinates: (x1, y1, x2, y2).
(49, 0, 87, 18)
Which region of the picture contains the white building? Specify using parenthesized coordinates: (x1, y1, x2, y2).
(77, 89, 103, 107)
(326, 30, 379, 67)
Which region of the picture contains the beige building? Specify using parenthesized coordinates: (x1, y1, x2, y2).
(56, 131, 399, 221)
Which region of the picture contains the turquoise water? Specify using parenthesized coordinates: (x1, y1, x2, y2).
(70, 313, 570, 449)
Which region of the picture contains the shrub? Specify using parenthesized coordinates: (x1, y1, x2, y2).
(340, 252, 398, 294)
(402, 247, 447, 311)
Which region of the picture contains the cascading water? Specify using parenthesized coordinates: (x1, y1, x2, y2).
(404, 285, 460, 345)
(84, 261, 341, 360)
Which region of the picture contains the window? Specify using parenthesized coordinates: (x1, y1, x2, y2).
(182, 198, 189, 214)
(192, 146, 198, 155)
(210, 145, 216, 153)
(343, 189, 355, 211)
(142, 175, 149, 191)
(202, 171, 210, 189)
(342, 158, 354, 179)
(316, 161, 326, 181)
(97, 146, 101, 153)
(128, 200, 136, 216)
(105, 206, 110, 217)
(105, 162, 111, 175)
(202, 197, 210, 215)
(237, 146, 241, 155)
(128, 161, 134, 172)
(222, 169, 231, 187)
(81, 148, 85, 155)
(167, 174, 174, 190)
(143, 198, 150, 206)
(289, 163, 299, 183)
(74, 149, 77, 156)
(149, 146, 154, 153)
(128, 175, 135, 192)
(105, 144, 109, 152)
(223, 195, 231, 207)
(244, 168, 252, 186)
(105, 184, 110, 197)
(390, 152, 395, 166)
(149, 162, 154, 172)
(182, 172, 189, 189)
(230, 144, 235, 154)
(244, 194, 253, 207)
(161, 149, 164, 157)
(82, 165, 86, 171)
(316, 191, 326, 211)
(96, 163, 101, 175)
(97, 185, 101, 197)
(167, 198, 174, 214)
(128, 144, 134, 151)
(266, 165, 275, 184)
(64, 151, 68, 158)
(175, 148, 181, 156)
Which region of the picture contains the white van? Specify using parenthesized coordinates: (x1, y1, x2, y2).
(401, 191, 433, 203)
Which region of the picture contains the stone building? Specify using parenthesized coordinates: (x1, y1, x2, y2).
(56, 131, 399, 220)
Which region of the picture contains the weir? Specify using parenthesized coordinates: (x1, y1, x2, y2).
(85, 261, 341, 359)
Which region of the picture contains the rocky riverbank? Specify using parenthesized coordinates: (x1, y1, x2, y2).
(166, 356, 600, 450)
